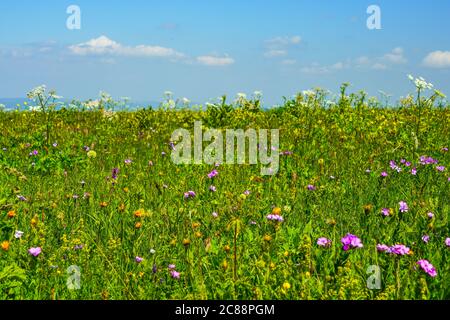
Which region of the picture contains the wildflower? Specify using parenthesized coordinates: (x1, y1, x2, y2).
(341, 233, 363, 251)
(184, 191, 196, 199)
(14, 230, 24, 239)
(399, 201, 409, 213)
(124, 159, 132, 164)
(243, 190, 251, 195)
(28, 247, 42, 257)
(422, 235, 430, 244)
(7, 210, 16, 218)
(249, 220, 257, 225)
(427, 212, 434, 219)
(389, 244, 410, 255)
(74, 244, 84, 250)
(376, 244, 390, 252)
(111, 168, 119, 179)
(135, 256, 143, 263)
(209, 185, 216, 192)
(207, 169, 218, 179)
(17, 195, 27, 201)
(263, 234, 272, 242)
(317, 237, 331, 247)
(445, 238, 450, 247)
(87, 150, 97, 158)
(100, 201, 108, 208)
(405, 161, 412, 167)
(149, 248, 156, 254)
(282, 282, 291, 290)
(266, 214, 284, 222)
(1, 241, 9, 251)
(212, 212, 218, 218)
(381, 208, 391, 217)
(168, 264, 176, 270)
(83, 145, 90, 152)
(135, 222, 142, 229)
(148, 160, 154, 166)
(170, 270, 180, 279)
(365, 169, 371, 173)
(381, 171, 388, 177)
(436, 166, 445, 172)
(272, 207, 282, 215)
(281, 150, 293, 156)
(161, 152, 166, 156)
(307, 184, 316, 191)
(152, 264, 157, 273)
(417, 259, 437, 277)
(182, 239, 191, 247)
(442, 147, 448, 152)
(411, 167, 417, 175)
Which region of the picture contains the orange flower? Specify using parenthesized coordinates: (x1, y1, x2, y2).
(1, 241, 9, 251)
(134, 209, 144, 218)
(100, 201, 108, 208)
(135, 222, 142, 229)
(7, 210, 16, 218)
(182, 239, 191, 247)
(272, 207, 282, 216)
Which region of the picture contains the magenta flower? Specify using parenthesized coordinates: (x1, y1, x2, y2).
(341, 233, 363, 251)
(317, 237, 331, 247)
(135, 256, 143, 263)
(381, 171, 388, 177)
(417, 259, 437, 277)
(307, 184, 316, 191)
(442, 147, 448, 152)
(168, 264, 176, 270)
(207, 169, 218, 179)
(399, 201, 409, 213)
(427, 212, 434, 219)
(124, 159, 132, 164)
(445, 238, 450, 247)
(184, 191, 196, 199)
(266, 214, 284, 222)
(381, 208, 390, 217)
(209, 185, 217, 192)
(422, 235, 430, 244)
(436, 166, 445, 172)
(170, 270, 180, 279)
(243, 190, 251, 195)
(411, 167, 417, 175)
(28, 247, 42, 257)
(389, 244, 410, 255)
(376, 244, 390, 252)
(405, 161, 412, 167)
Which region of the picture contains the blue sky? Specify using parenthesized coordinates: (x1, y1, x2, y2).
(1, 0, 450, 105)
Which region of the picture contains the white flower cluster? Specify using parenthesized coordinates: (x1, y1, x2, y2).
(408, 75, 433, 91)
(27, 85, 47, 100)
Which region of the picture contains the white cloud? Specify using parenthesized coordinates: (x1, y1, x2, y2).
(264, 50, 287, 58)
(69, 35, 185, 59)
(372, 63, 387, 70)
(300, 61, 347, 74)
(423, 50, 450, 68)
(382, 47, 407, 64)
(196, 55, 235, 66)
(281, 59, 297, 65)
(264, 35, 301, 59)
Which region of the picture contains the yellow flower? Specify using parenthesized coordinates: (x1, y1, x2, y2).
(1, 241, 9, 251)
(272, 207, 282, 215)
(135, 222, 142, 229)
(263, 234, 272, 242)
(282, 282, 291, 290)
(192, 222, 201, 229)
(222, 259, 228, 270)
(134, 209, 144, 218)
(195, 231, 202, 238)
(87, 150, 97, 158)
(100, 201, 108, 208)
(123, 187, 129, 193)
(182, 239, 191, 247)
(224, 245, 231, 252)
(283, 250, 289, 257)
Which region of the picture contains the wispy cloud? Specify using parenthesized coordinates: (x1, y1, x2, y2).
(196, 55, 234, 66)
(264, 35, 301, 59)
(300, 47, 407, 74)
(68, 35, 185, 59)
(423, 50, 450, 68)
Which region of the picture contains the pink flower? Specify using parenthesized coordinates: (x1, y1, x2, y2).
(135, 256, 143, 263)
(376, 244, 390, 252)
(170, 270, 180, 279)
(28, 247, 42, 257)
(317, 237, 331, 247)
(307, 184, 316, 191)
(445, 238, 450, 247)
(399, 201, 408, 213)
(427, 212, 434, 219)
(422, 235, 430, 244)
(389, 244, 410, 255)
(341, 233, 363, 251)
(417, 259, 437, 277)
(209, 185, 217, 192)
(381, 171, 388, 177)
(266, 214, 284, 222)
(207, 170, 218, 179)
(381, 208, 390, 217)
(411, 167, 417, 175)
